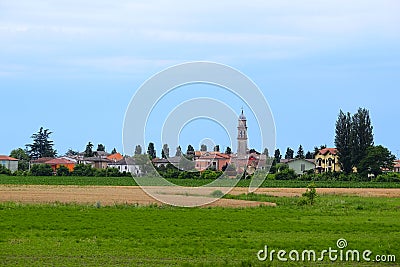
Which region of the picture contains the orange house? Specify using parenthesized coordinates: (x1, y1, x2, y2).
(107, 153, 123, 162)
(45, 158, 76, 172)
(195, 152, 231, 171)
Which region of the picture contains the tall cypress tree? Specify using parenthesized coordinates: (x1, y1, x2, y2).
(335, 110, 353, 174)
(351, 108, 374, 169)
(147, 142, 156, 159)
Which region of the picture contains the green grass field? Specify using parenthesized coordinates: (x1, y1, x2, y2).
(1, 175, 400, 188)
(1, 195, 399, 266)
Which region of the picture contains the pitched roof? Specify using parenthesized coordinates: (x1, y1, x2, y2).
(107, 153, 123, 161)
(394, 160, 400, 168)
(0, 155, 18, 161)
(31, 157, 55, 164)
(45, 158, 76, 165)
(109, 157, 137, 166)
(318, 148, 337, 156)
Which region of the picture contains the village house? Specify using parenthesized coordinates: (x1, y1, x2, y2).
(0, 155, 18, 172)
(315, 148, 341, 173)
(108, 157, 141, 176)
(280, 158, 316, 175)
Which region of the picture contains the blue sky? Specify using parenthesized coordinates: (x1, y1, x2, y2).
(1, 1, 399, 158)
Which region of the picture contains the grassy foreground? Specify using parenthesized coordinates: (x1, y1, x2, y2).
(1, 175, 400, 188)
(0, 195, 399, 266)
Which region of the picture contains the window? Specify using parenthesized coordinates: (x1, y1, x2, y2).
(301, 164, 306, 172)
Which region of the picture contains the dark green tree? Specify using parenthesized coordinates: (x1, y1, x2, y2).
(263, 148, 269, 157)
(111, 148, 117, 154)
(351, 108, 374, 169)
(274, 149, 282, 163)
(285, 147, 294, 159)
(65, 149, 79, 156)
(56, 165, 70, 176)
(358, 145, 395, 178)
(214, 145, 220, 152)
(10, 148, 30, 171)
(134, 145, 142, 155)
(186, 145, 195, 157)
(335, 110, 353, 174)
(147, 142, 157, 159)
(296, 145, 305, 159)
(200, 144, 207, 152)
(97, 144, 105, 152)
(225, 147, 232, 155)
(161, 144, 170, 159)
(30, 164, 53, 176)
(175, 146, 182, 157)
(305, 151, 314, 159)
(26, 127, 57, 159)
(84, 142, 94, 157)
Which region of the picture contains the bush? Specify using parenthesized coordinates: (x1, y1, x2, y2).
(275, 168, 297, 180)
(72, 164, 95, 176)
(0, 165, 12, 175)
(374, 173, 400, 183)
(56, 165, 70, 176)
(30, 164, 53, 176)
(298, 182, 318, 205)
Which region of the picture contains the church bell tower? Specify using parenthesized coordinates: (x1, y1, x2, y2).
(237, 109, 248, 156)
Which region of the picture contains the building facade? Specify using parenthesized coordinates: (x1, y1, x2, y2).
(315, 148, 341, 173)
(0, 155, 18, 172)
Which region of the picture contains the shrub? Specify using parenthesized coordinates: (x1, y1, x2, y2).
(30, 164, 53, 176)
(0, 165, 12, 175)
(72, 164, 94, 176)
(299, 182, 318, 205)
(56, 165, 70, 176)
(275, 168, 297, 180)
(374, 173, 400, 183)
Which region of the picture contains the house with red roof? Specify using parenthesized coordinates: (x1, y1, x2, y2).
(44, 158, 76, 172)
(315, 148, 341, 173)
(0, 155, 18, 172)
(393, 160, 400, 173)
(195, 152, 231, 171)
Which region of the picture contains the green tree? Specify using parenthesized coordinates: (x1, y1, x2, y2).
(225, 147, 232, 155)
(65, 149, 79, 156)
(200, 144, 207, 152)
(335, 110, 353, 174)
(274, 149, 282, 163)
(358, 145, 395, 178)
(263, 148, 269, 157)
(175, 146, 182, 157)
(56, 165, 70, 176)
(84, 142, 94, 157)
(296, 145, 305, 159)
(26, 127, 57, 159)
(97, 144, 105, 152)
(147, 142, 156, 159)
(30, 164, 53, 176)
(351, 108, 374, 169)
(134, 145, 142, 155)
(186, 145, 195, 157)
(111, 148, 117, 154)
(305, 151, 314, 159)
(161, 144, 170, 159)
(214, 145, 220, 152)
(72, 164, 95, 176)
(10, 148, 30, 171)
(285, 147, 294, 159)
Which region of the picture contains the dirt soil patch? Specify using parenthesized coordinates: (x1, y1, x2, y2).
(0, 185, 399, 207)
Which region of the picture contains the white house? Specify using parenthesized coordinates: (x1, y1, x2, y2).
(280, 158, 316, 175)
(108, 157, 141, 176)
(0, 155, 18, 172)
